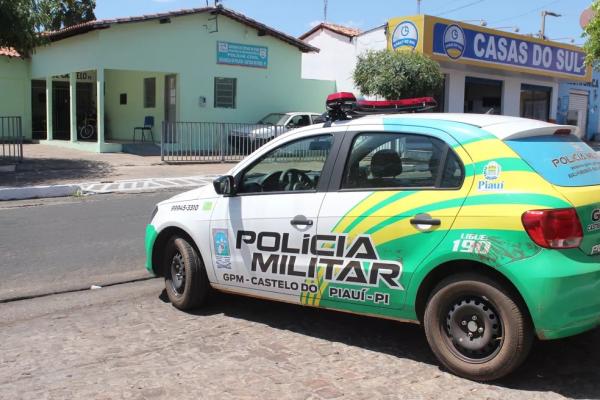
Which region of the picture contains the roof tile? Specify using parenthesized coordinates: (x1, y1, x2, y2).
(43, 6, 318, 53)
(299, 22, 362, 40)
(0, 47, 21, 58)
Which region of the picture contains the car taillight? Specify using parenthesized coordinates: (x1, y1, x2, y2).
(521, 208, 583, 249)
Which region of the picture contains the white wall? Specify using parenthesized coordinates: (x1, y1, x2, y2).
(301, 26, 387, 94)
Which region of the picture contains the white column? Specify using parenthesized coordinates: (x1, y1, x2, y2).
(446, 71, 466, 113)
(502, 78, 521, 117)
(96, 68, 105, 151)
(549, 82, 559, 121)
(69, 73, 77, 142)
(46, 76, 53, 141)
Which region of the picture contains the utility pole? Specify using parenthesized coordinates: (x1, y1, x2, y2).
(417, 0, 422, 14)
(324, 0, 328, 22)
(539, 10, 561, 40)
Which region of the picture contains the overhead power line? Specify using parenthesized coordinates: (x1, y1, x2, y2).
(437, 0, 486, 17)
(489, 0, 562, 25)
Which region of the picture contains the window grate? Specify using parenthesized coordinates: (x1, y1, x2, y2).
(214, 77, 236, 109)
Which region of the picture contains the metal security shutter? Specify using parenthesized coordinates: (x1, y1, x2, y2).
(568, 91, 588, 138)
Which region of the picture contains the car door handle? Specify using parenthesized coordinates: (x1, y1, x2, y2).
(410, 216, 441, 226)
(290, 218, 314, 227)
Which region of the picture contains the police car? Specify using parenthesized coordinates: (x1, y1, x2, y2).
(145, 93, 600, 381)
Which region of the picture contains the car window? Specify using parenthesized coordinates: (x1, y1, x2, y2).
(258, 113, 286, 125)
(239, 135, 333, 193)
(311, 114, 325, 124)
(506, 134, 600, 187)
(342, 132, 463, 189)
(288, 114, 311, 128)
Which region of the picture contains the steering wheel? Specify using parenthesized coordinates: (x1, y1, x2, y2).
(259, 171, 282, 192)
(278, 169, 313, 191)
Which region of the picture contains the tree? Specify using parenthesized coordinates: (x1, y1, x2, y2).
(583, 1, 600, 67)
(0, 0, 41, 56)
(0, 0, 96, 57)
(353, 50, 443, 99)
(37, 0, 96, 31)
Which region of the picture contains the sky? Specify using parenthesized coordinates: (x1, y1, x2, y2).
(94, 0, 593, 46)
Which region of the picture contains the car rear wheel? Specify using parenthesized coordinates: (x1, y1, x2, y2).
(164, 236, 209, 310)
(423, 273, 533, 381)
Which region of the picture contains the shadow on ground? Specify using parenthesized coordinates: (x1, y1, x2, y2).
(0, 158, 114, 187)
(159, 289, 600, 399)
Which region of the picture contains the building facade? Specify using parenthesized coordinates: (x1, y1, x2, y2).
(301, 16, 591, 137)
(557, 70, 600, 141)
(0, 7, 335, 153)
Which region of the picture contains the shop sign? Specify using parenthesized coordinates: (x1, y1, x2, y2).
(53, 71, 96, 82)
(387, 16, 591, 81)
(432, 22, 587, 79)
(217, 41, 268, 69)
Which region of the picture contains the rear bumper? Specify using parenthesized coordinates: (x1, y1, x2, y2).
(503, 248, 600, 340)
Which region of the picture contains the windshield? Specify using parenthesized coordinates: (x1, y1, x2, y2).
(257, 113, 286, 125)
(505, 134, 600, 187)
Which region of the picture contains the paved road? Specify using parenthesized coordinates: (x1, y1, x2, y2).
(0, 190, 184, 301)
(1, 279, 599, 400)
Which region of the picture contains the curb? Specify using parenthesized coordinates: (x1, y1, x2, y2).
(0, 184, 81, 201)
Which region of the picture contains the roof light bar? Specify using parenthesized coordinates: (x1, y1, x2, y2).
(324, 92, 437, 122)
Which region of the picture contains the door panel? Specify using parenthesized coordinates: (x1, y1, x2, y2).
(211, 193, 325, 302)
(316, 128, 472, 315)
(209, 133, 338, 303)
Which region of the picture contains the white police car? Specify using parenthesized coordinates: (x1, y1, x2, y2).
(145, 94, 600, 381)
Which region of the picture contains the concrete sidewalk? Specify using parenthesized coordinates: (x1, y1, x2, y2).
(0, 144, 232, 188)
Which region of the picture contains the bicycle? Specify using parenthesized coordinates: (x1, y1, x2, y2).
(79, 113, 97, 140)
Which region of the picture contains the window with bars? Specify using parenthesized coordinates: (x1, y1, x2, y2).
(214, 77, 236, 109)
(144, 77, 156, 108)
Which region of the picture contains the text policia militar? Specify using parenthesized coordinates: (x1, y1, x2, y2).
(235, 230, 404, 290)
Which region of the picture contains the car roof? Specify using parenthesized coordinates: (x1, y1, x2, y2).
(332, 113, 577, 141)
(285, 112, 321, 115)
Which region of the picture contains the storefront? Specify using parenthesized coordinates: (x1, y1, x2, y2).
(301, 15, 591, 127)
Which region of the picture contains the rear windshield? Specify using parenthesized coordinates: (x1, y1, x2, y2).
(505, 134, 600, 187)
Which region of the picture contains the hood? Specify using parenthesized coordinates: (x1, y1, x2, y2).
(159, 183, 219, 205)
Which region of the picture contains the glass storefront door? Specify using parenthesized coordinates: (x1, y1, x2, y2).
(520, 84, 552, 121)
(464, 77, 502, 114)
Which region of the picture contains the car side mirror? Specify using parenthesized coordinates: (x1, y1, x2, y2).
(213, 175, 236, 196)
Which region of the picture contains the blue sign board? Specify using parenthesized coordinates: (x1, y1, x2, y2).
(432, 22, 587, 79)
(217, 41, 268, 69)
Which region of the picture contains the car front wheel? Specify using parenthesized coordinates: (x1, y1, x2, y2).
(423, 273, 533, 381)
(164, 236, 209, 310)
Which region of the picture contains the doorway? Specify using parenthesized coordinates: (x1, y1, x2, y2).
(520, 84, 552, 121)
(165, 75, 177, 124)
(464, 77, 502, 114)
(567, 90, 589, 139)
(164, 74, 177, 143)
(31, 80, 47, 139)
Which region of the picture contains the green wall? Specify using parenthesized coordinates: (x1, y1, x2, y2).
(0, 56, 32, 139)
(0, 10, 337, 152)
(30, 13, 335, 129)
(105, 70, 165, 141)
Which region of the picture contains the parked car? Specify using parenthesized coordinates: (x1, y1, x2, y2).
(228, 112, 324, 154)
(145, 109, 600, 382)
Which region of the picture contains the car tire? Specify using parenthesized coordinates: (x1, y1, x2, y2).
(164, 236, 210, 310)
(423, 273, 533, 381)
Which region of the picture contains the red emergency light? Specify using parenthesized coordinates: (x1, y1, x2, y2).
(324, 92, 437, 122)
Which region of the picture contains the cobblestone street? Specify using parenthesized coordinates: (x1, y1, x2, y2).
(1, 279, 599, 400)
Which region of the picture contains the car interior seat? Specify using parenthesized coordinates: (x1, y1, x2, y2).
(370, 149, 403, 187)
